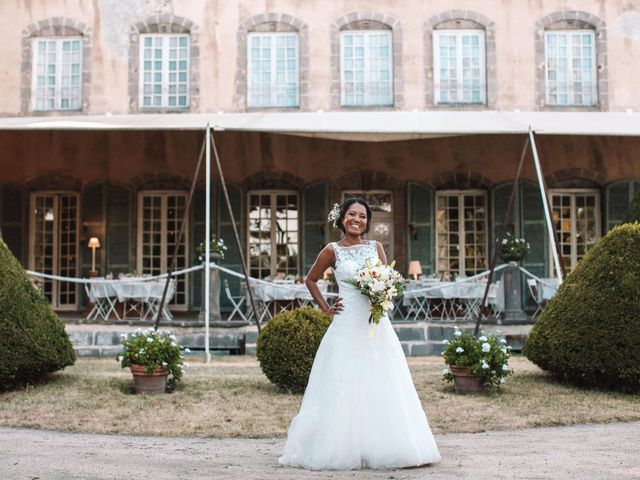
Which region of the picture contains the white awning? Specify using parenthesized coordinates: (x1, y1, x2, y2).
(0, 111, 638, 140)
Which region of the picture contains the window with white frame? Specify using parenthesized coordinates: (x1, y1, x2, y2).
(32, 37, 83, 111)
(545, 30, 597, 106)
(248, 32, 299, 108)
(340, 30, 393, 106)
(433, 30, 486, 104)
(435, 191, 488, 276)
(549, 189, 600, 273)
(139, 34, 190, 109)
(247, 191, 299, 279)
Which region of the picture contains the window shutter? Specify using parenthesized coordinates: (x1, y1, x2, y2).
(302, 181, 329, 275)
(0, 184, 26, 263)
(217, 183, 243, 313)
(106, 185, 132, 276)
(407, 182, 434, 275)
(81, 184, 104, 276)
(606, 180, 640, 231)
(519, 182, 547, 278)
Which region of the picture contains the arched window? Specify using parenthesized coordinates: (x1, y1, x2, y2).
(128, 16, 199, 112)
(424, 11, 496, 108)
(21, 18, 91, 113)
(236, 13, 309, 110)
(535, 11, 608, 109)
(330, 12, 403, 109)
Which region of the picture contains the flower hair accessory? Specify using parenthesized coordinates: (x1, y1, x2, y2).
(327, 203, 341, 228)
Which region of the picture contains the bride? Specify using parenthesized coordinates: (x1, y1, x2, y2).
(279, 197, 441, 470)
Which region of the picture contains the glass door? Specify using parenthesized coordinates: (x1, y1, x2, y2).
(247, 191, 299, 279)
(137, 192, 189, 309)
(550, 190, 600, 273)
(436, 190, 488, 277)
(29, 192, 79, 310)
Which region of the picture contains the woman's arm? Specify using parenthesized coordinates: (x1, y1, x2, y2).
(304, 244, 343, 317)
(375, 241, 388, 265)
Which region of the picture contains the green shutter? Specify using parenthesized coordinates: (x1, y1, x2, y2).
(81, 183, 105, 277)
(0, 184, 26, 263)
(520, 181, 547, 279)
(302, 181, 329, 275)
(491, 182, 519, 262)
(217, 182, 243, 313)
(106, 184, 132, 276)
(406, 182, 434, 275)
(606, 180, 640, 231)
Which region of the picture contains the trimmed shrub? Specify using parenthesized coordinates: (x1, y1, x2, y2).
(256, 306, 331, 393)
(0, 238, 75, 389)
(623, 191, 640, 224)
(524, 223, 640, 392)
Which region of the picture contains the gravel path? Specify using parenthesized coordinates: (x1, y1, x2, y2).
(1, 422, 639, 480)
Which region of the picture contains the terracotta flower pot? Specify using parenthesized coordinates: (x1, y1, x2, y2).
(130, 364, 169, 394)
(449, 365, 485, 394)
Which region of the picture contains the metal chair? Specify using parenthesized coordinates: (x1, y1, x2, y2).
(527, 278, 544, 320)
(85, 282, 119, 321)
(223, 279, 249, 322)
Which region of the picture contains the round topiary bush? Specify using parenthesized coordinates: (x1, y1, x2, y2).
(256, 306, 331, 393)
(524, 223, 640, 392)
(0, 238, 76, 390)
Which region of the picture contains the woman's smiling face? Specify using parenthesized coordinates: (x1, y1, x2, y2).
(342, 202, 368, 235)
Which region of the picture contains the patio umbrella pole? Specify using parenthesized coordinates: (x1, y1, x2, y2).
(153, 134, 207, 332)
(473, 135, 529, 337)
(210, 130, 262, 333)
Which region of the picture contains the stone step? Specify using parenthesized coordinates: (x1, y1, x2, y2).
(66, 322, 530, 357)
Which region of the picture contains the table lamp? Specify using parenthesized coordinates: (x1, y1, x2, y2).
(408, 261, 422, 281)
(88, 237, 101, 274)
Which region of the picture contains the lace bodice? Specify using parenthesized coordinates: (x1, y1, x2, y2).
(332, 240, 379, 284)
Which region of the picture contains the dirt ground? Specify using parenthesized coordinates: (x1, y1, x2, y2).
(1, 422, 639, 480)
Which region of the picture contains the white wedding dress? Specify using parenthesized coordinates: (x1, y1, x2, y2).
(279, 240, 441, 470)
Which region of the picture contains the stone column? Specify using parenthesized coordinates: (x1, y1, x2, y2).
(199, 258, 221, 322)
(501, 261, 527, 324)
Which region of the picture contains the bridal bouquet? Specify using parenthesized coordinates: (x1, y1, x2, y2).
(346, 259, 406, 327)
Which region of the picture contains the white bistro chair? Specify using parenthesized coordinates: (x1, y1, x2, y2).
(527, 278, 544, 320)
(223, 279, 249, 322)
(85, 282, 120, 321)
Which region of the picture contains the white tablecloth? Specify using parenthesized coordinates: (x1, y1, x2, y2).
(90, 278, 175, 303)
(249, 280, 327, 302)
(404, 280, 498, 302)
(537, 278, 559, 301)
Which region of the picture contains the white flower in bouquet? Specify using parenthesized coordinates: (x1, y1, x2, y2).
(346, 258, 406, 331)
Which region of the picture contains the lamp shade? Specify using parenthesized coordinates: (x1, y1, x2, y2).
(408, 261, 422, 278)
(88, 237, 101, 249)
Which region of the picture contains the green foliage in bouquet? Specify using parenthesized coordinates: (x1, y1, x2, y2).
(442, 329, 512, 388)
(0, 238, 75, 390)
(525, 223, 640, 392)
(346, 259, 406, 324)
(256, 306, 331, 393)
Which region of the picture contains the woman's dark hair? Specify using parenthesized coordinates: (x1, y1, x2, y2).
(336, 197, 372, 235)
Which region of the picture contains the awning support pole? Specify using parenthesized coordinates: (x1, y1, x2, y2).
(529, 128, 565, 284)
(204, 125, 211, 363)
(210, 130, 262, 333)
(473, 135, 529, 337)
(154, 134, 207, 332)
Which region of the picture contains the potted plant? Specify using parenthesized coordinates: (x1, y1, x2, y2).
(499, 231, 530, 262)
(195, 236, 227, 263)
(117, 328, 188, 393)
(442, 328, 512, 394)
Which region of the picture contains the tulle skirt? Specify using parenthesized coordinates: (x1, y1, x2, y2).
(278, 306, 441, 470)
